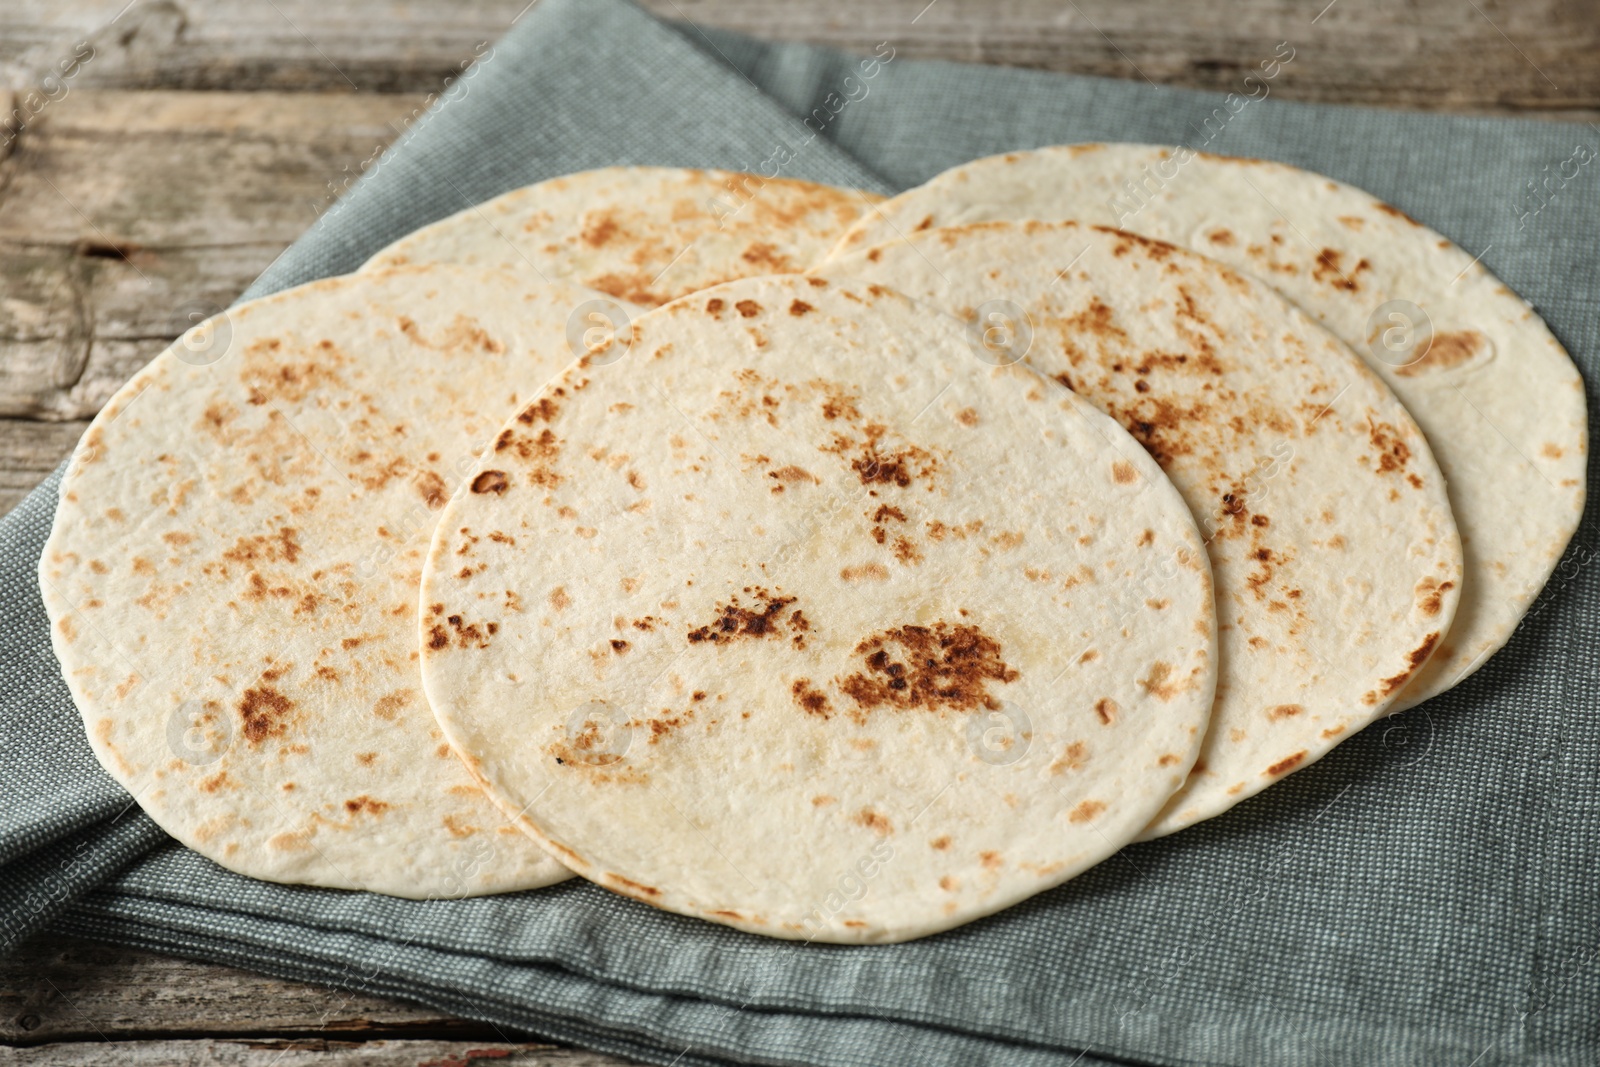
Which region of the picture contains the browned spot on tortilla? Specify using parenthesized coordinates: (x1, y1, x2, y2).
(840, 563, 890, 582)
(792, 678, 833, 718)
(706, 297, 725, 316)
(610, 639, 630, 653)
(1415, 577, 1455, 617)
(1266, 751, 1307, 776)
(1050, 740, 1088, 775)
(1094, 698, 1118, 724)
(549, 586, 570, 612)
(735, 299, 762, 318)
(930, 835, 952, 850)
(223, 527, 302, 565)
(811, 795, 835, 806)
(687, 589, 798, 644)
(710, 909, 744, 920)
(768, 465, 817, 485)
(372, 691, 410, 720)
(1267, 704, 1304, 721)
(1366, 418, 1411, 474)
(426, 625, 448, 650)
(1068, 799, 1106, 824)
(955, 407, 979, 427)
(839, 622, 1017, 715)
(873, 504, 907, 524)
(1111, 460, 1137, 484)
(1394, 329, 1486, 377)
(1137, 661, 1191, 702)
(789, 299, 814, 316)
(1063, 294, 1128, 342)
(608, 874, 661, 897)
(1322, 725, 1346, 739)
(1377, 631, 1440, 696)
(517, 397, 561, 424)
(238, 685, 294, 744)
(1158, 753, 1181, 766)
(470, 470, 509, 495)
(979, 850, 1002, 868)
(1311, 248, 1370, 291)
(410, 470, 448, 509)
(581, 214, 619, 247)
(856, 809, 892, 835)
(1542, 443, 1564, 459)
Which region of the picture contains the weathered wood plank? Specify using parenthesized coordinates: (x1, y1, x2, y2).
(0, 91, 422, 426)
(0, 936, 642, 1064)
(1, 0, 1597, 115)
(0, 1038, 633, 1065)
(0, 419, 86, 513)
(2, 935, 504, 1044)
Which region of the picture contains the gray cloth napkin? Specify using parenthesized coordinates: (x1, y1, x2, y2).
(4, 0, 1598, 1063)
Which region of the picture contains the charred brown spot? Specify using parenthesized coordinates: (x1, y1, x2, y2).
(840, 622, 1017, 715)
(1267, 704, 1304, 721)
(1394, 329, 1486, 377)
(223, 527, 302, 565)
(343, 795, 389, 815)
(687, 589, 799, 644)
(239, 685, 294, 744)
(1094, 698, 1118, 724)
(1266, 751, 1307, 776)
(789, 299, 814, 316)
(855, 809, 892, 835)
(1068, 800, 1106, 824)
(517, 397, 561, 424)
(792, 678, 832, 718)
(1111, 460, 1137, 485)
(735, 299, 762, 318)
(1366, 418, 1412, 474)
(427, 625, 449, 650)
(414, 471, 448, 509)
(471, 470, 509, 495)
(1415, 577, 1455, 617)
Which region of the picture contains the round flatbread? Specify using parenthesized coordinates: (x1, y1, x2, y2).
(827, 143, 1586, 709)
(362, 166, 881, 308)
(39, 265, 620, 897)
(826, 221, 1462, 837)
(418, 274, 1217, 942)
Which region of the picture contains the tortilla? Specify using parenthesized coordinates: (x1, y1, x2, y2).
(38, 265, 619, 897)
(828, 144, 1586, 709)
(418, 274, 1217, 942)
(362, 166, 881, 308)
(826, 221, 1462, 837)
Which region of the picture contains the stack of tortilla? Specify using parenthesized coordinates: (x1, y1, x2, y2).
(41, 154, 1585, 942)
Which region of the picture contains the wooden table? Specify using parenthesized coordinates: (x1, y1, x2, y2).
(2, 1, 1596, 1063)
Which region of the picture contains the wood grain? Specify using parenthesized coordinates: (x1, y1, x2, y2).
(0, 90, 421, 424)
(2, 1039, 627, 1065)
(1, 0, 1597, 113)
(0, 935, 642, 1064)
